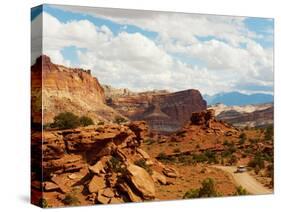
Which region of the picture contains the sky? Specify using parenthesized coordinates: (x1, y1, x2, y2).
(31, 4, 274, 95)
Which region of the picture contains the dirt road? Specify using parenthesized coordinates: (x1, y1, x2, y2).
(213, 166, 272, 195)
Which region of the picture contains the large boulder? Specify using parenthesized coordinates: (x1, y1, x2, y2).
(126, 164, 155, 200)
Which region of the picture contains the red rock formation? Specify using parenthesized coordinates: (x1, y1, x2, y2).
(31, 122, 172, 206)
(217, 106, 273, 128)
(107, 89, 207, 132)
(31, 55, 122, 124)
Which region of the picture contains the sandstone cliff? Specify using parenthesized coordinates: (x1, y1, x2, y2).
(106, 89, 207, 132)
(31, 55, 122, 124)
(209, 103, 273, 128)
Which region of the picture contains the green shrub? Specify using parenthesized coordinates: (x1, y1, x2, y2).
(204, 150, 218, 164)
(134, 159, 152, 175)
(114, 116, 127, 124)
(178, 155, 194, 165)
(223, 140, 230, 146)
(248, 154, 265, 170)
(62, 194, 80, 206)
(51, 112, 80, 129)
(192, 153, 208, 163)
(183, 178, 218, 199)
(107, 156, 125, 173)
(157, 152, 176, 163)
(176, 130, 186, 137)
(79, 116, 93, 127)
(199, 178, 218, 197)
(239, 133, 247, 140)
(239, 137, 246, 145)
(249, 138, 259, 144)
(228, 154, 237, 165)
(264, 125, 273, 140)
(183, 189, 200, 199)
(144, 138, 155, 145)
(38, 198, 48, 208)
(234, 186, 249, 195)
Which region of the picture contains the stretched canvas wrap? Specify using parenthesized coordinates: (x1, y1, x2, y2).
(31, 4, 274, 208)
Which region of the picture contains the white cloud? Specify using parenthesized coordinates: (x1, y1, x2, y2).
(53, 5, 260, 47)
(33, 10, 273, 95)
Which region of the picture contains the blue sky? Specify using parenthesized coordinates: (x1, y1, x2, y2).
(31, 5, 274, 95)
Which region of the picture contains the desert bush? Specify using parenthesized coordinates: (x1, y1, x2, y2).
(178, 155, 194, 165)
(192, 153, 208, 163)
(114, 115, 127, 124)
(223, 140, 230, 146)
(38, 198, 49, 208)
(222, 149, 232, 158)
(79, 116, 93, 127)
(176, 130, 186, 137)
(234, 186, 249, 195)
(248, 154, 265, 170)
(62, 194, 80, 206)
(183, 189, 200, 198)
(51, 112, 80, 129)
(204, 150, 218, 164)
(157, 152, 176, 163)
(134, 159, 152, 175)
(239, 132, 247, 140)
(183, 178, 218, 199)
(199, 178, 218, 197)
(264, 125, 273, 140)
(228, 154, 237, 165)
(249, 138, 259, 144)
(239, 137, 246, 145)
(97, 121, 104, 125)
(144, 138, 155, 145)
(107, 156, 125, 173)
(228, 142, 237, 153)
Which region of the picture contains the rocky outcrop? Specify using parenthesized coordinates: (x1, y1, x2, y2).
(209, 103, 273, 128)
(126, 164, 155, 200)
(31, 121, 173, 206)
(31, 55, 122, 124)
(107, 89, 207, 132)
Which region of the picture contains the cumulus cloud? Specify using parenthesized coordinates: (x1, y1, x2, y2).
(32, 9, 273, 95)
(53, 5, 261, 47)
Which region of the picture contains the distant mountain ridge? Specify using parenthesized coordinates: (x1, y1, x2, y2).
(209, 103, 273, 128)
(204, 92, 273, 106)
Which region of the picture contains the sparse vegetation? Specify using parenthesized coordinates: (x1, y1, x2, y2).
(38, 198, 49, 208)
(144, 138, 156, 145)
(239, 132, 247, 140)
(107, 156, 126, 174)
(49, 112, 94, 129)
(134, 159, 153, 175)
(176, 130, 186, 137)
(264, 125, 273, 140)
(114, 115, 127, 124)
(157, 152, 176, 163)
(234, 186, 249, 195)
(51, 112, 80, 129)
(62, 194, 80, 206)
(79, 115, 93, 126)
(248, 153, 265, 172)
(228, 154, 237, 165)
(183, 178, 219, 199)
